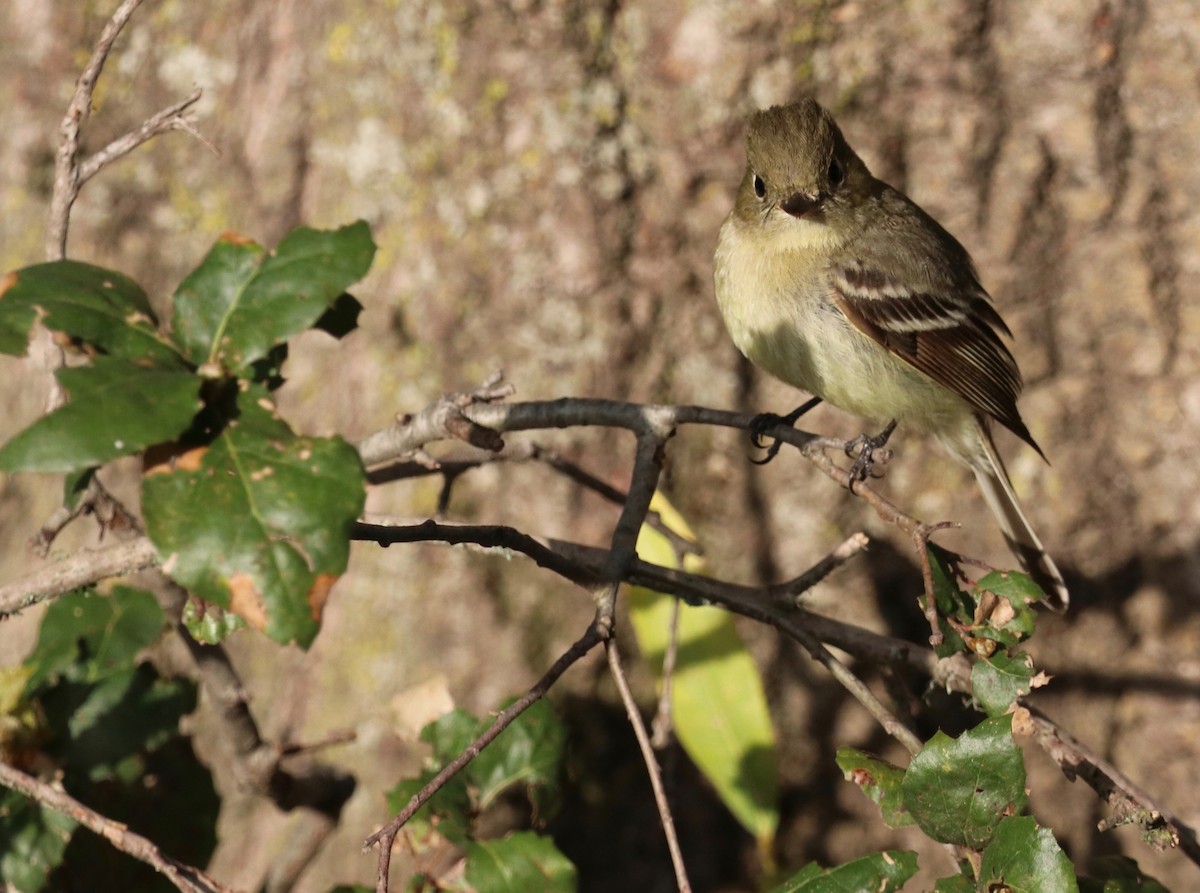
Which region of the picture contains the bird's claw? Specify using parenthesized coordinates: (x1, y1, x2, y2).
(748, 396, 823, 466)
(844, 419, 897, 482)
(749, 412, 788, 464)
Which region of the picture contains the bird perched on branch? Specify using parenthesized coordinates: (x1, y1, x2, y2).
(714, 97, 1068, 610)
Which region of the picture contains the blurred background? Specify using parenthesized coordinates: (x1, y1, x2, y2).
(1, 1, 1198, 890)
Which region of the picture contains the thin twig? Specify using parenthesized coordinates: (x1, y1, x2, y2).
(0, 761, 234, 893)
(783, 621, 923, 755)
(46, 0, 145, 260)
(1022, 707, 1200, 863)
(533, 444, 703, 559)
(366, 441, 702, 558)
(157, 582, 355, 816)
(766, 532, 870, 605)
(596, 430, 670, 632)
(44, 1, 211, 260)
(912, 521, 960, 647)
(76, 87, 208, 185)
(278, 728, 358, 758)
(650, 596, 683, 749)
(355, 519, 597, 586)
(607, 639, 692, 892)
(364, 622, 604, 893)
(30, 473, 141, 556)
(0, 537, 158, 617)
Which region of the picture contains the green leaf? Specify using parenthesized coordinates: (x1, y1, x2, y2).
(0, 357, 202, 473)
(968, 573, 1038, 650)
(770, 851, 919, 892)
(1078, 856, 1171, 892)
(63, 467, 96, 510)
(49, 664, 196, 781)
(972, 650, 1036, 716)
(931, 875, 976, 893)
(925, 544, 970, 657)
(386, 768, 472, 846)
(170, 221, 375, 372)
(170, 235, 264, 364)
(48, 735, 218, 890)
(980, 815, 1078, 893)
(247, 342, 289, 391)
(977, 570, 1046, 612)
(464, 831, 577, 893)
(420, 708, 487, 764)
(469, 699, 565, 813)
(0, 260, 184, 365)
(24, 587, 165, 690)
(0, 790, 76, 893)
(628, 493, 779, 847)
(0, 666, 34, 715)
(836, 748, 914, 828)
(181, 597, 246, 644)
(142, 385, 365, 647)
(901, 715, 1028, 849)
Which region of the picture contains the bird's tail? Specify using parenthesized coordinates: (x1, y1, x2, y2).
(970, 420, 1069, 611)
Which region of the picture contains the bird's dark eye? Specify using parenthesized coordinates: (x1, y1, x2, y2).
(753, 174, 766, 199)
(828, 158, 845, 188)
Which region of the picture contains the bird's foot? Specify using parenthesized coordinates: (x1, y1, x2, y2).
(843, 419, 897, 482)
(749, 397, 823, 465)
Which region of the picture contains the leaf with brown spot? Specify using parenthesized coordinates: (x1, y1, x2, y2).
(0, 260, 185, 365)
(227, 573, 267, 631)
(142, 384, 364, 647)
(307, 573, 338, 621)
(144, 445, 208, 476)
(0, 357, 201, 474)
(170, 221, 374, 372)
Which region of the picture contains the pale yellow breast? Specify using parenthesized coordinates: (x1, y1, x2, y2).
(712, 212, 972, 433)
(713, 213, 839, 393)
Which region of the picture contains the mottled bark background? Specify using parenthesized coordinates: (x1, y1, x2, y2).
(2, 0, 1198, 890)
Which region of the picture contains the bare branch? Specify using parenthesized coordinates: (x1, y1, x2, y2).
(782, 617, 923, 756)
(0, 761, 234, 893)
(367, 440, 703, 559)
(357, 376, 516, 467)
(607, 639, 692, 892)
(156, 582, 355, 816)
(364, 622, 604, 893)
(355, 516, 934, 682)
(355, 518, 597, 586)
(355, 517, 928, 758)
(364, 392, 933, 572)
(0, 537, 158, 617)
(77, 87, 208, 185)
(650, 596, 682, 750)
(767, 532, 870, 605)
(1023, 707, 1200, 864)
(46, 0, 146, 259)
(30, 472, 141, 557)
(595, 430, 670, 631)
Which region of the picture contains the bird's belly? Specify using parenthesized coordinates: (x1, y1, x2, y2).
(714, 225, 966, 432)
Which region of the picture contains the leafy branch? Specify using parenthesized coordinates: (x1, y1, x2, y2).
(0, 4, 1194, 891)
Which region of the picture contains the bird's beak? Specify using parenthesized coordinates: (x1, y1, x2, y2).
(781, 191, 821, 218)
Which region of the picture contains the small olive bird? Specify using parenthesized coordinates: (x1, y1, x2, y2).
(714, 98, 1068, 610)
